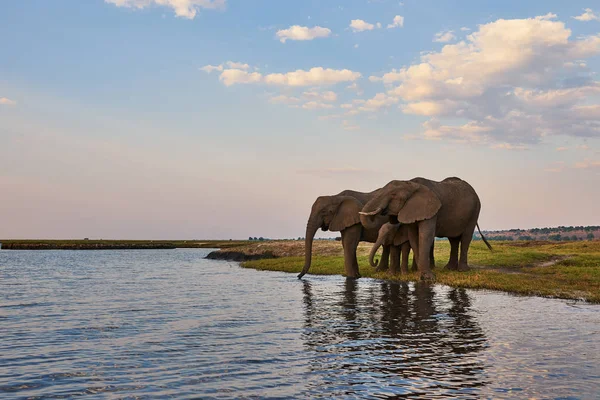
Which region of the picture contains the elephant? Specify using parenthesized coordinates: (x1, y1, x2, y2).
(370, 222, 436, 275)
(359, 177, 492, 281)
(297, 188, 390, 279)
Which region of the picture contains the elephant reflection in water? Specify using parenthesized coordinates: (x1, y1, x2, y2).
(300, 280, 489, 397)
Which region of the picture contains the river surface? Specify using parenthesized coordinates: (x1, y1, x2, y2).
(0, 249, 598, 399)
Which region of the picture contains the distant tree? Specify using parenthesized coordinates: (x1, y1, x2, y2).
(249, 237, 253, 241)
(549, 234, 562, 241)
(587, 233, 595, 240)
(571, 235, 578, 241)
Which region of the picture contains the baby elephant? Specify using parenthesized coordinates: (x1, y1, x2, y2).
(370, 223, 435, 275)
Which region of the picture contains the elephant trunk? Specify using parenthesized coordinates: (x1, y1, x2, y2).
(298, 214, 321, 279)
(369, 236, 386, 268)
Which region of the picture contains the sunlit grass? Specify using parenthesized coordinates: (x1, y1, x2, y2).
(242, 240, 600, 303)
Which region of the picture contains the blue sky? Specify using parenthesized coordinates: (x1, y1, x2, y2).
(1, 0, 599, 239)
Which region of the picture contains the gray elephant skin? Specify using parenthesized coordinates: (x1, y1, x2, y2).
(370, 222, 437, 275)
(298, 189, 390, 279)
(359, 177, 492, 281)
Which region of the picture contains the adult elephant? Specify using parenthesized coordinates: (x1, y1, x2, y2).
(297, 189, 390, 279)
(369, 222, 436, 275)
(359, 177, 492, 281)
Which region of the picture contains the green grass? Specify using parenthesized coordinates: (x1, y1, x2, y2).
(242, 241, 600, 303)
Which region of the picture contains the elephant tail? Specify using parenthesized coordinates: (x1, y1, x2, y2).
(477, 222, 493, 251)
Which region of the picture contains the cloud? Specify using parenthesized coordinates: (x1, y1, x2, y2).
(200, 61, 249, 73)
(342, 120, 360, 131)
(302, 101, 334, 110)
(491, 143, 529, 150)
(350, 19, 379, 32)
(276, 25, 331, 43)
(214, 66, 361, 87)
(200, 64, 224, 73)
(460, 27, 470, 31)
(387, 15, 404, 28)
(433, 30, 455, 43)
(105, 0, 225, 19)
(303, 90, 337, 102)
(0, 97, 16, 106)
(369, 14, 600, 145)
(574, 159, 600, 168)
(219, 69, 262, 86)
(573, 8, 600, 22)
(269, 95, 301, 105)
(357, 93, 399, 112)
(263, 67, 361, 87)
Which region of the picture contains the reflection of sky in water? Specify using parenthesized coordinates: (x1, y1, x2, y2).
(0, 249, 598, 399)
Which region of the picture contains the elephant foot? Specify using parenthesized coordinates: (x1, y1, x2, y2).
(457, 263, 470, 272)
(376, 266, 389, 272)
(444, 262, 459, 271)
(420, 270, 436, 281)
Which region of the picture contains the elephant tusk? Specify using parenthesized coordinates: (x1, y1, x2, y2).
(359, 207, 382, 216)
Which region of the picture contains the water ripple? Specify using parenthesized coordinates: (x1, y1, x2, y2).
(1, 249, 599, 399)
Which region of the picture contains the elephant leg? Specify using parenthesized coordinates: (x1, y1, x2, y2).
(429, 241, 436, 269)
(458, 222, 477, 272)
(341, 225, 361, 278)
(378, 245, 390, 272)
(408, 225, 419, 272)
(444, 237, 460, 270)
(389, 246, 400, 275)
(417, 219, 436, 281)
(400, 242, 410, 275)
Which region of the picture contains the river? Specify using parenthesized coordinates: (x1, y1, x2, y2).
(0, 249, 598, 399)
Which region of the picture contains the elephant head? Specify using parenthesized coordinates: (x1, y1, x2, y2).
(359, 181, 442, 230)
(369, 223, 411, 267)
(298, 195, 363, 279)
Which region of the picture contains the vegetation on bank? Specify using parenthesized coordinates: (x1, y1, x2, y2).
(0, 239, 251, 250)
(212, 240, 600, 303)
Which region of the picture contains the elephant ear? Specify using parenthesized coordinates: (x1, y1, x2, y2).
(393, 226, 410, 246)
(329, 197, 362, 231)
(396, 185, 442, 224)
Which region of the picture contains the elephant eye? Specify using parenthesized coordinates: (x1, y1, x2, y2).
(381, 207, 389, 216)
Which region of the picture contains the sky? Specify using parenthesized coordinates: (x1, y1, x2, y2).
(1, 0, 599, 240)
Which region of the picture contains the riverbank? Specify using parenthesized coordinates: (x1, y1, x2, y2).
(0, 239, 251, 250)
(207, 240, 600, 303)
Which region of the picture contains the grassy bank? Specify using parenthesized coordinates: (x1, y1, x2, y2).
(0, 239, 252, 250)
(213, 240, 600, 303)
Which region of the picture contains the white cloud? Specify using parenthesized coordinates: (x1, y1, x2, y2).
(303, 90, 337, 102)
(358, 93, 399, 112)
(302, 101, 334, 110)
(460, 27, 470, 31)
(574, 159, 600, 168)
(276, 25, 331, 43)
(215, 66, 361, 87)
(219, 69, 262, 86)
(350, 19, 377, 32)
(342, 120, 360, 131)
(387, 15, 404, 28)
(105, 0, 225, 19)
(264, 67, 361, 87)
(433, 30, 455, 43)
(491, 143, 529, 150)
(200, 64, 224, 73)
(225, 61, 249, 69)
(370, 14, 600, 145)
(269, 95, 301, 105)
(0, 97, 16, 106)
(573, 8, 600, 22)
(201, 61, 249, 73)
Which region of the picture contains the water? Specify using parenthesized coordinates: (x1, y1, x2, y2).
(1, 249, 598, 399)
